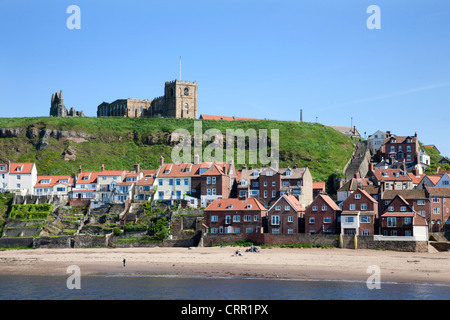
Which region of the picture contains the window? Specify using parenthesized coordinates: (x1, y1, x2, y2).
(361, 203, 367, 210)
(184, 179, 189, 185)
(244, 215, 251, 222)
(405, 230, 412, 236)
(288, 216, 294, 223)
(362, 230, 370, 235)
(407, 145, 411, 151)
(176, 179, 181, 185)
(225, 216, 231, 224)
(158, 191, 164, 198)
(323, 217, 331, 223)
(252, 182, 259, 188)
(282, 181, 289, 187)
(234, 228, 241, 234)
(227, 204, 233, 210)
(264, 190, 267, 198)
(404, 217, 412, 224)
(212, 189, 216, 195)
(207, 177, 211, 184)
(288, 229, 294, 234)
(349, 204, 356, 211)
(387, 217, 396, 227)
(246, 204, 252, 209)
(272, 228, 280, 234)
(355, 194, 361, 199)
(56, 187, 65, 192)
(210, 228, 218, 234)
(272, 181, 276, 187)
(286, 170, 291, 176)
(275, 205, 281, 211)
(361, 216, 371, 223)
(344, 216, 354, 223)
(433, 198, 440, 203)
(388, 206, 394, 212)
(417, 200, 425, 205)
(272, 190, 276, 198)
(17, 175, 21, 180)
(433, 208, 440, 214)
(254, 215, 259, 222)
(322, 206, 327, 211)
(267, 171, 274, 177)
(207, 189, 211, 195)
(169, 179, 173, 186)
(391, 230, 397, 236)
(285, 206, 290, 211)
(233, 215, 240, 222)
(264, 181, 268, 187)
(16, 184, 20, 189)
(211, 215, 218, 222)
(309, 217, 315, 224)
(400, 206, 406, 212)
(312, 206, 318, 211)
(246, 228, 253, 234)
(271, 215, 280, 225)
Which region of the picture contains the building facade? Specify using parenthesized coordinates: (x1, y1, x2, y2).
(97, 80, 197, 119)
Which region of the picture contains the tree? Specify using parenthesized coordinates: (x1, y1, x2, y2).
(153, 217, 169, 241)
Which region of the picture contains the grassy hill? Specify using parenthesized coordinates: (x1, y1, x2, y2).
(0, 117, 354, 183)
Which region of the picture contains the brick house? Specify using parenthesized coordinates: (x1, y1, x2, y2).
(380, 195, 428, 238)
(267, 194, 305, 234)
(200, 162, 237, 208)
(381, 189, 430, 227)
(426, 187, 450, 232)
(378, 131, 420, 164)
(204, 198, 268, 235)
(304, 193, 341, 234)
(236, 165, 313, 208)
(340, 188, 378, 235)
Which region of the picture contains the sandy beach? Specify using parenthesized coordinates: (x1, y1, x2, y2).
(0, 246, 449, 286)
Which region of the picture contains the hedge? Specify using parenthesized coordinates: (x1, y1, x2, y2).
(9, 204, 53, 221)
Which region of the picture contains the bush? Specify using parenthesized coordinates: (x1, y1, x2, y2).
(152, 217, 169, 241)
(9, 204, 53, 221)
(112, 227, 121, 236)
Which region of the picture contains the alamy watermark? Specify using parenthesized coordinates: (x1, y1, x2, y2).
(170, 121, 279, 168)
(367, 5, 381, 30)
(366, 265, 381, 290)
(66, 265, 81, 290)
(67, 5, 81, 30)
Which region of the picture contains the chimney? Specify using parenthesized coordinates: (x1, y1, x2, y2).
(78, 165, 82, 175)
(386, 131, 391, 137)
(414, 132, 417, 138)
(436, 166, 440, 174)
(134, 162, 140, 173)
(101, 164, 105, 171)
(369, 162, 374, 172)
(294, 163, 299, 169)
(354, 172, 361, 179)
(223, 164, 227, 175)
(193, 154, 199, 165)
(160, 156, 165, 167)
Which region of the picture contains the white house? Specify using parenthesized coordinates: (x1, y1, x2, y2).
(367, 130, 387, 155)
(3, 162, 38, 195)
(34, 175, 74, 196)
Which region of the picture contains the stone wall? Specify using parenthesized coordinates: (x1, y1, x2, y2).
(202, 233, 429, 252)
(0, 237, 34, 248)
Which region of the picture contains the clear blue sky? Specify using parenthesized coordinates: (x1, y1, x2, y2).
(1, 0, 449, 156)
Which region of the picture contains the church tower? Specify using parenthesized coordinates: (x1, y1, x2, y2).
(163, 80, 197, 119)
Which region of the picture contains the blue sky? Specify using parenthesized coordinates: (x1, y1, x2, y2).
(1, 0, 449, 156)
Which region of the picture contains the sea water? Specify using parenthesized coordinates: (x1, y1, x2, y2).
(0, 274, 448, 300)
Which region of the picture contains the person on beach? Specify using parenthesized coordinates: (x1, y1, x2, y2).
(123, 258, 126, 267)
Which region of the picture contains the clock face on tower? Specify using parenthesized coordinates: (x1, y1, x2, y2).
(184, 87, 189, 96)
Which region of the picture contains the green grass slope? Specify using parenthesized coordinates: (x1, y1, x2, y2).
(0, 117, 354, 182)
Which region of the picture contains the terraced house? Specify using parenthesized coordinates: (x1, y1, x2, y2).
(267, 194, 305, 234)
(304, 193, 341, 234)
(204, 198, 267, 234)
(340, 188, 378, 235)
(0, 162, 38, 195)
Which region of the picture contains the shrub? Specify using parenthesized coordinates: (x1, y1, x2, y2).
(152, 217, 169, 241)
(112, 227, 121, 236)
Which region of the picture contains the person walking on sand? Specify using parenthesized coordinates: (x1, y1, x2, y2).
(123, 258, 126, 267)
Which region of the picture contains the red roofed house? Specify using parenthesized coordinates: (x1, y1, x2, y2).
(70, 167, 99, 205)
(204, 198, 267, 235)
(378, 131, 420, 164)
(1, 162, 38, 195)
(313, 182, 326, 199)
(200, 161, 237, 208)
(367, 164, 413, 191)
(426, 187, 450, 232)
(267, 194, 305, 234)
(304, 193, 342, 234)
(340, 188, 378, 235)
(135, 169, 157, 201)
(379, 195, 428, 240)
(34, 175, 74, 196)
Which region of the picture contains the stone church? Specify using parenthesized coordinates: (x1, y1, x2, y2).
(50, 90, 85, 117)
(97, 80, 197, 119)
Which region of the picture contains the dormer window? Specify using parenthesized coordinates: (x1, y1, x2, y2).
(241, 179, 247, 186)
(59, 179, 69, 183)
(391, 139, 395, 143)
(286, 170, 292, 176)
(227, 204, 233, 209)
(267, 171, 273, 177)
(253, 170, 259, 177)
(41, 179, 50, 184)
(16, 166, 23, 172)
(382, 172, 389, 177)
(406, 138, 411, 143)
(82, 176, 89, 181)
(246, 204, 252, 209)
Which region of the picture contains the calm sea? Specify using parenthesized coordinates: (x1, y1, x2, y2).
(0, 274, 448, 300)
